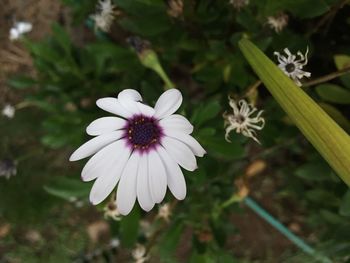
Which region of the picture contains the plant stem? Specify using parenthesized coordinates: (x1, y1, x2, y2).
(303, 66, 350, 87)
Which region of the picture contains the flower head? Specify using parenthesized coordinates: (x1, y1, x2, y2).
(2, 104, 15, 119)
(9, 21, 32, 41)
(166, 0, 183, 18)
(90, 0, 117, 32)
(0, 159, 17, 179)
(70, 89, 206, 215)
(132, 244, 148, 263)
(229, 0, 249, 10)
(274, 47, 311, 86)
(223, 98, 265, 144)
(104, 200, 122, 221)
(267, 13, 288, 33)
(156, 203, 172, 222)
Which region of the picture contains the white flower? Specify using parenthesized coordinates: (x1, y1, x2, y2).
(90, 0, 116, 32)
(229, 0, 249, 10)
(132, 244, 148, 263)
(109, 238, 120, 248)
(274, 47, 311, 86)
(9, 21, 32, 41)
(267, 13, 288, 33)
(2, 104, 15, 119)
(156, 203, 171, 222)
(224, 98, 265, 144)
(0, 159, 17, 179)
(70, 89, 206, 215)
(103, 200, 122, 221)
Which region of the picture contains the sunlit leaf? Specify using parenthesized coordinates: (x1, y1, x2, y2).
(239, 39, 350, 186)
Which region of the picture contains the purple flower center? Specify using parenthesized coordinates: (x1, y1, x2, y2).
(125, 115, 162, 152)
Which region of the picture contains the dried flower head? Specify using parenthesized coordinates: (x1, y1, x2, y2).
(229, 0, 249, 10)
(103, 200, 122, 221)
(0, 159, 17, 179)
(223, 98, 265, 144)
(157, 203, 172, 222)
(274, 47, 311, 86)
(90, 0, 117, 32)
(132, 244, 148, 263)
(166, 0, 184, 18)
(267, 13, 288, 33)
(2, 104, 15, 119)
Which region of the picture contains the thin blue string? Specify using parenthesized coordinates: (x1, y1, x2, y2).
(244, 196, 332, 263)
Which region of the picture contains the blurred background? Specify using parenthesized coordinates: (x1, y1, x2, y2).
(1, 0, 350, 262)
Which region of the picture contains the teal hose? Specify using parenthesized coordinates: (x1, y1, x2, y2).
(243, 197, 332, 263)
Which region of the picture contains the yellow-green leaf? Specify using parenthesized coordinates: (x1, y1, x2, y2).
(239, 39, 350, 186)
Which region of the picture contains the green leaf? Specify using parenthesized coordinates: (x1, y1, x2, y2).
(334, 54, 350, 88)
(191, 101, 221, 127)
(319, 103, 350, 133)
(295, 162, 332, 181)
(339, 190, 350, 217)
(202, 136, 245, 159)
(44, 177, 91, 201)
(119, 207, 140, 247)
(7, 76, 37, 89)
(239, 39, 350, 186)
(52, 23, 71, 53)
(316, 84, 350, 104)
(159, 222, 184, 261)
(264, 0, 329, 18)
(334, 54, 350, 70)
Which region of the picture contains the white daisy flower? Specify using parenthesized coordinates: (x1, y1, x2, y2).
(9, 21, 32, 41)
(229, 0, 249, 10)
(2, 104, 15, 119)
(223, 98, 265, 144)
(132, 244, 148, 263)
(69, 89, 206, 215)
(267, 13, 288, 33)
(274, 47, 311, 86)
(90, 0, 116, 32)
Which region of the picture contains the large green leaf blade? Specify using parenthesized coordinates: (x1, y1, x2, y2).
(239, 39, 350, 186)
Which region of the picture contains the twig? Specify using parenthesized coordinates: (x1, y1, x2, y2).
(303, 66, 350, 87)
(307, 0, 349, 37)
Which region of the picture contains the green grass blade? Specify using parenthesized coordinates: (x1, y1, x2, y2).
(239, 39, 350, 186)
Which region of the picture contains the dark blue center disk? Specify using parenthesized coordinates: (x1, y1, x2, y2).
(127, 116, 161, 149)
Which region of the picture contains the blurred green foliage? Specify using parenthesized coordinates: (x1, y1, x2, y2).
(2, 0, 350, 262)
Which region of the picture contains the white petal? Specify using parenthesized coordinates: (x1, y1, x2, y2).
(118, 89, 142, 102)
(89, 145, 131, 205)
(117, 152, 141, 215)
(148, 150, 167, 203)
(69, 131, 124, 161)
(81, 140, 125, 182)
(17, 22, 32, 33)
(86, 117, 127, 136)
(136, 102, 155, 117)
(137, 154, 154, 211)
(157, 146, 186, 200)
(161, 136, 197, 171)
(165, 131, 206, 157)
(96, 98, 133, 119)
(160, 114, 194, 134)
(154, 89, 182, 119)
